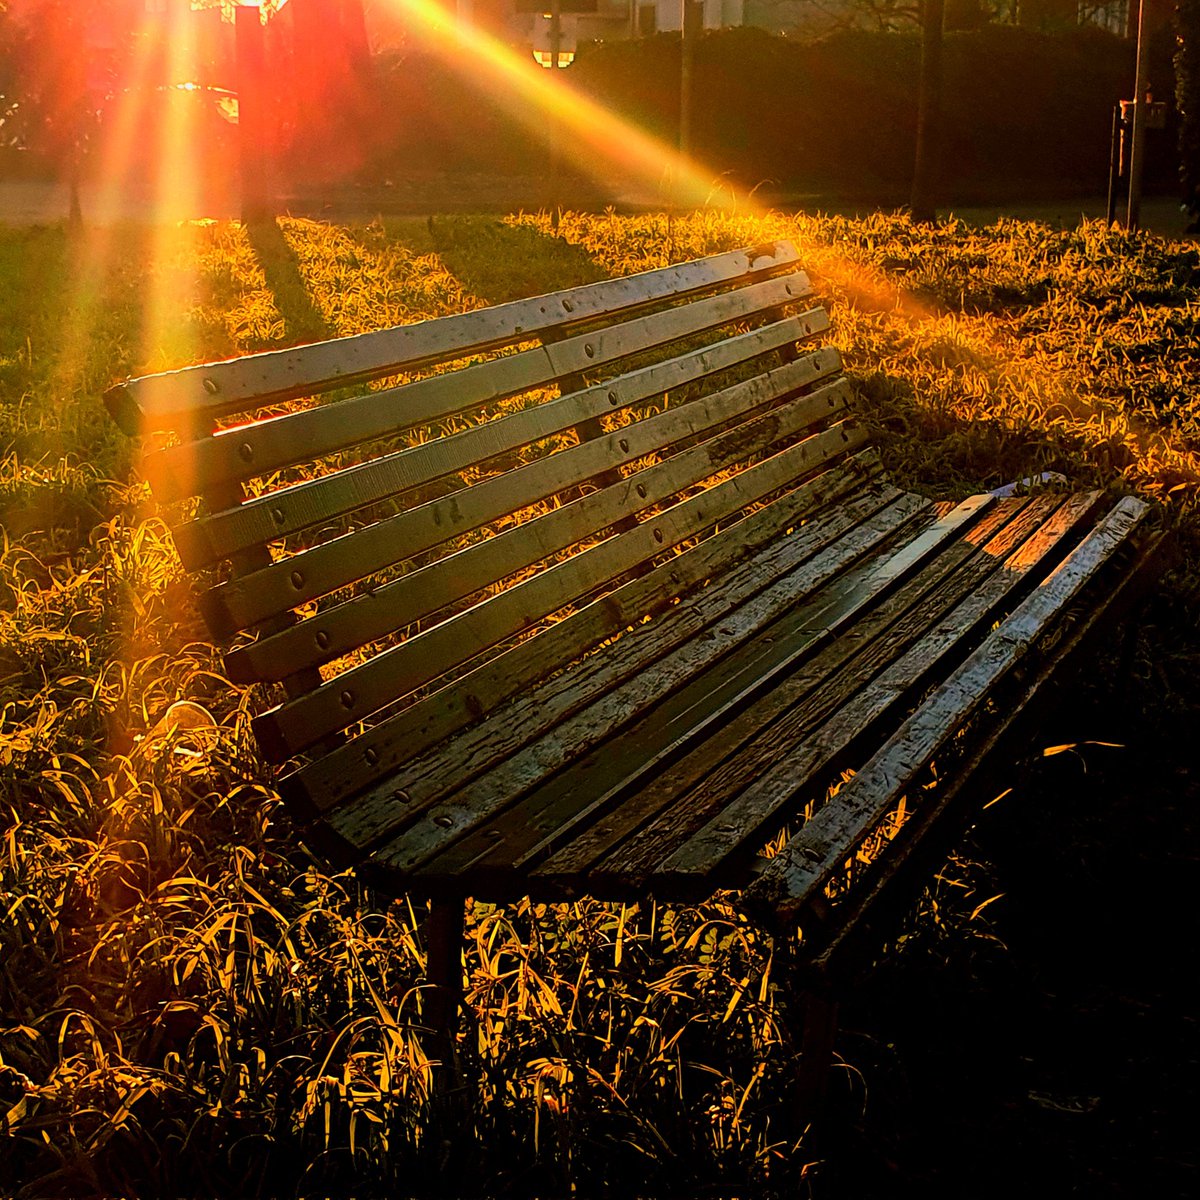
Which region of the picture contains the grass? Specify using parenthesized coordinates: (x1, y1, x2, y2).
(1, 210, 1197, 1197)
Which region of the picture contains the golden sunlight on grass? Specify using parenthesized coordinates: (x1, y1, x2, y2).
(520, 209, 1200, 510)
(2, 211, 1198, 1195)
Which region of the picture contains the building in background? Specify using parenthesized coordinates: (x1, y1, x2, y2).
(361, 0, 1154, 55)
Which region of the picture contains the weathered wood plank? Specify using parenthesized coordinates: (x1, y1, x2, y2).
(171, 286, 824, 571)
(199, 338, 842, 635)
(525, 495, 1020, 890)
(253, 418, 869, 760)
(743, 495, 1152, 924)
(148, 277, 820, 509)
(343, 489, 932, 868)
(402, 495, 1006, 887)
(224, 374, 854, 683)
(799, 525, 1169, 969)
(582, 495, 1078, 893)
(284, 453, 886, 816)
(104, 242, 802, 434)
(646, 491, 1115, 892)
(582, 494, 1061, 891)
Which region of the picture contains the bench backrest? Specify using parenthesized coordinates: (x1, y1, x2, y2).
(106, 240, 873, 815)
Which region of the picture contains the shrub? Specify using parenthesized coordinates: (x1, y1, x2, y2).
(363, 25, 1179, 199)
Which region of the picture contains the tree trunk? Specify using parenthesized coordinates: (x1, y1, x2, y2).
(237, 5, 273, 223)
(910, 0, 945, 224)
(67, 149, 83, 230)
(1178, 0, 1200, 226)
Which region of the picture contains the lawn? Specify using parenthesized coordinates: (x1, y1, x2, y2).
(1, 210, 1197, 1196)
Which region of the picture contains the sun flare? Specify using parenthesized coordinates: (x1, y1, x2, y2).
(377, 0, 754, 212)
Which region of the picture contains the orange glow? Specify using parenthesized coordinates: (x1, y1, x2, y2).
(50, 6, 209, 399)
(146, 6, 202, 226)
(48, 23, 164, 404)
(378, 0, 755, 212)
(532, 50, 576, 68)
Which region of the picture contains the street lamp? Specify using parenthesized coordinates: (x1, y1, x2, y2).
(532, 10, 576, 69)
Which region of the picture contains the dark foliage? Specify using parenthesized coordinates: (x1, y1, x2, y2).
(362, 26, 1179, 201)
(1177, 0, 1200, 219)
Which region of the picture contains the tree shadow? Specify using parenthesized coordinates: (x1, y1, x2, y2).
(849, 370, 1137, 500)
(423, 216, 610, 305)
(245, 217, 332, 345)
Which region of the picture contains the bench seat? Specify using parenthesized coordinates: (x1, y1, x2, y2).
(104, 239, 1165, 939)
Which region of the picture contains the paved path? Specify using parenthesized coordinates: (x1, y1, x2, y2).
(1, 179, 1195, 241)
(0, 180, 239, 224)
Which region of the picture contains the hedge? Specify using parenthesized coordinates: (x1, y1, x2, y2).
(364, 24, 1180, 200)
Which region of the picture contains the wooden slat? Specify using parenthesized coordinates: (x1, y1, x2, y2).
(147, 275, 819, 507)
(575, 494, 1062, 892)
(284, 452, 886, 816)
(171, 281, 823, 571)
(104, 241, 802, 434)
(253, 419, 870, 761)
(338, 488, 932, 865)
(643, 491, 1114, 892)
(225, 372, 854, 683)
(520, 496, 1021, 891)
(382, 495, 1000, 885)
(199, 336, 842, 633)
(743, 495, 1153, 924)
(798, 526, 1169, 968)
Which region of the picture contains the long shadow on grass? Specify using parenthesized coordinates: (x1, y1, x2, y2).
(851, 371, 1130, 496)
(245, 217, 332, 345)
(424, 216, 609, 304)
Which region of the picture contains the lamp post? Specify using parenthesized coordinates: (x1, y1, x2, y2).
(532, 4, 577, 226)
(532, 4, 575, 69)
(1126, 0, 1150, 231)
(236, 4, 271, 222)
(910, 0, 944, 224)
(680, 0, 694, 165)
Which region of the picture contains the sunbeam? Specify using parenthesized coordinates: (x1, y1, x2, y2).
(143, 3, 206, 350)
(49, 20, 162, 404)
(377, 0, 753, 212)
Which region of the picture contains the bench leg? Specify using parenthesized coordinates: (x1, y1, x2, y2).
(425, 897, 470, 1170)
(426, 897, 465, 1080)
(1117, 613, 1142, 689)
(795, 986, 840, 1129)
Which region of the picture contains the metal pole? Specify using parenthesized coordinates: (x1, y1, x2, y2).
(550, 0, 562, 229)
(425, 896, 467, 1164)
(426, 897, 465, 1078)
(674, 0, 696, 218)
(680, 0, 694, 164)
(1106, 103, 1121, 225)
(794, 986, 840, 1127)
(236, 5, 271, 222)
(910, 0, 945, 223)
(1126, 0, 1149, 231)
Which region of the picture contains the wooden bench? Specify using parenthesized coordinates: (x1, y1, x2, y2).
(104, 240, 1166, 1098)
